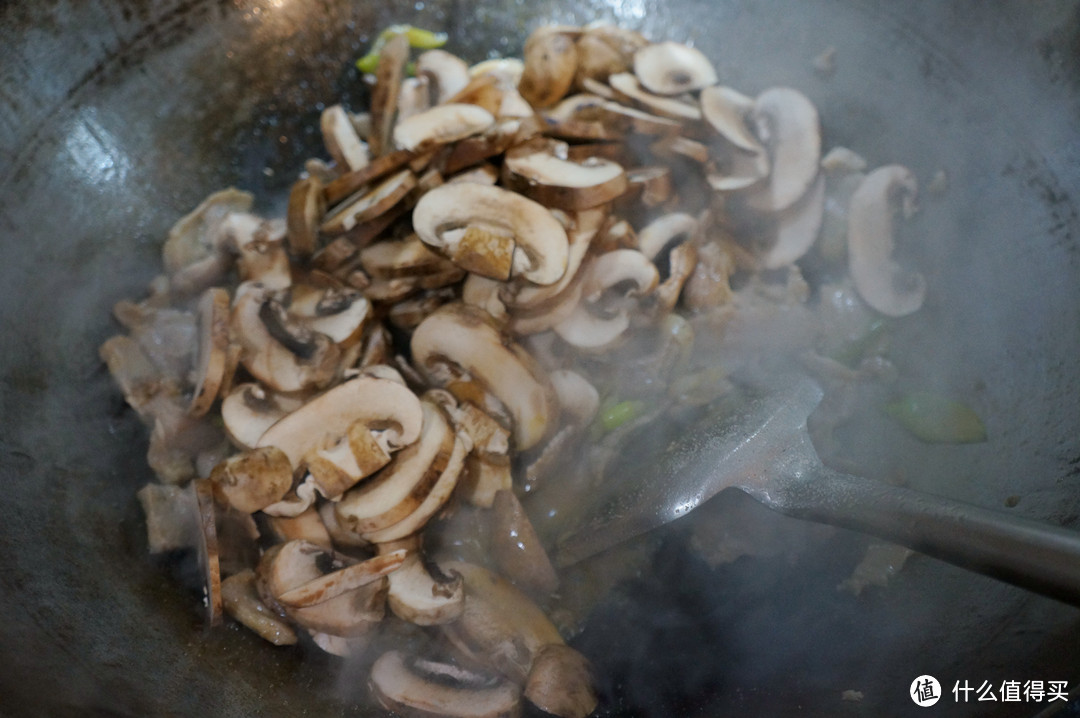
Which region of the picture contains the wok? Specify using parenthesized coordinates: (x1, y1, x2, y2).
(1, 0, 1078, 715)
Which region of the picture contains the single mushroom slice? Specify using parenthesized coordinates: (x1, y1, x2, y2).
(222, 213, 292, 290)
(518, 27, 579, 108)
(162, 188, 251, 295)
(742, 87, 822, 213)
(548, 369, 600, 424)
(335, 399, 456, 535)
(637, 212, 700, 314)
(597, 100, 683, 135)
(607, 72, 702, 121)
(700, 85, 763, 154)
(286, 175, 326, 258)
(412, 183, 569, 285)
(303, 419, 393, 499)
(188, 287, 231, 418)
(275, 549, 406, 608)
(261, 475, 319, 518)
(192, 478, 224, 626)
(369, 33, 410, 158)
(847, 165, 925, 317)
(633, 40, 718, 95)
(416, 49, 471, 104)
(370, 650, 521, 718)
(320, 104, 371, 172)
(411, 304, 559, 451)
(761, 173, 826, 269)
(554, 249, 659, 350)
(286, 284, 371, 349)
(221, 569, 299, 646)
(220, 382, 305, 451)
(501, 141, 628, 211)
(524, 644, 598, 718)
(323, 148, 416, 208)
(386, 549, 465, 626)
(490, 489, 559, 596)
(360, 234, 458, 280)
(392, 103, 496, 153)
(397, 76, 432, 122)
(231, 284, 341, 394)
(263, 507, 333, 551)
(320, 168, 418, 236)
(209, 446, 293, 514)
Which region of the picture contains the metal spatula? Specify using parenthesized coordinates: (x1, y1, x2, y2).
(555, 377, 1080, 606)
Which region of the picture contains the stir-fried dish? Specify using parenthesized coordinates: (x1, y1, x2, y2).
(100, 21, 976, 717)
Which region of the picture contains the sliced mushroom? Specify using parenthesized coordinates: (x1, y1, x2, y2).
(209, 446, 293, 514)
(222, 213, 292, 290)
(261, 475, 319, 518)
(573, 27, 639, 86)
(393, 103, 497, 153)
(417, 49, 471, 104)
(524, 644, 598, 718)
(370, 650, 520, 718)
(412, 183, 569, 285)
(189, 287, 231, 417)
(633, 41, 718, 95)
(286, 284, 371, 348)
(276, 549, 405, 608)
(461, 273, 508, 321)
(320, 104, 371, 172)
(387, 550, 465, 625)
(607, 72, 702, 121)
(220, 382, 305, 450)
(192, 478, 223, 626)
(286, 176, 326, 257)
(519, 27, 579, 108)
(360, 234, 454, 280)
(502, 141, 628, 211)
(397, 76, 432, 122)
(412, 304, 558, 451)
(323, 148, 416, 208)
(369, 33, 410, 158)
(700, 85, 762, 153)
(762, 173, 826, 269)
(263, 507, 333, 551)
(320, 168, 417, 236)
(847, 165, 925, 316)
(162, 188, 251, 295)
(742, 87, 821, 213)
(548, 369, 600, 424)
(597, 100, 683, 135)
(490, 489, 559, 596)
(221, 569, 298, 646)
(554, 249, 659, 350)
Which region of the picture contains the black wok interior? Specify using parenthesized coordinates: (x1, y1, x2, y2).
(2, 0, 1079, 715)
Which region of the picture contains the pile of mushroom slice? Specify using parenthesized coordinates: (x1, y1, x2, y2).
(100, 19, 932, 718)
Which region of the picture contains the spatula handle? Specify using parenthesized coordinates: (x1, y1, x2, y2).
(779, 459, 1080, 606)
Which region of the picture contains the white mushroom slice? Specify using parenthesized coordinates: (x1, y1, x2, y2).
(633, 40, 718, 95)
(276, 549, 406, 608)
(519, 27, 579, 108)
(524, 644, 598, 718)
(286, 176, 326, 258)
(470, 57, 525, 85)
(256, 373, 424, 473)
(461, 274, 508, 321)
(222, 213, 291, 290)
(763, 173, 826, 269)
(370, 651, 520, 718)
(320, 104, 371, 172)
(412, 184, 569, 286)
(441, 561, 565, 683)
(220, 382, 305, 450)
(286, 285, 371, 347)
(309, 631, 364, 657)
(443, 400, 510, 458)
(417, 49, 471, 104)
(209, 446, 293, 513)
(502, 142, 628, 211)
(162, 188, 251, 294)
(189, 287, 230, 417)
(458, 454, 514, 509)
(263, 507, 333, 551)
(304, 420, 392, 499)
(447, 163, 500, 186)
(221, 569, 298, 646)
(358, 429, 468, 543)
(397, 76, 432, 122)
(387, 552, 465, 625)
(597, 100, 682, 135)
(554, 249, 659, 350)
(261, 475, 319, 518)
(626, 165, 675, 206)
(821, 146, 868, 174)
(335, 400, 455, 534)
(607, 72, 702, 121)
(320, 169, 417, 236)
(360, 235, 454, 279)
(491, 489, 558, 596)
(637, 212, 698, 260)
(847, 165, 925, 316)
(411, 304, 558, 450)
(393, 104, 497, 153)
(231, 285, 340, 394)
(743, 87, 822, 213)
(549, 369, 600, 424)
(700, 85, 762, 154)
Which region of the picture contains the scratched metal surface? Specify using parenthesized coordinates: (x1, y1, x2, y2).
(1, 0, 1078, 715)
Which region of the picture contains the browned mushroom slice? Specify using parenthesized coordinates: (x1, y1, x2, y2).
(416, 49, 471, 104)
(285, 176, 326, 258)
(574, 23, 648, 87)
(323, 149, 416, 208)
(286, 284, 371, 348)
(607, 72, 702, 121)
(387, 550, 465, 626)
(502, 141, 628, 211)
(847, 165, 925, 316)
(441, 561, 565, 683)
(220, 382, 305, 450)
(321, 104, 371, 172)
(554, 249, 659, 350)
(633, 40, 718, 95)
(335, 399, 456, 535)
(209, 446, 292, 514)
(490, 489, 559, 596)
(742, 87, 822, 213)
(392, 103, 497, 153)
(412, 304, 559, 451)
(360, 234, 456, 279)
(276, 549, 406, 608)
(221, 569, 299, 646)
(320, 169, 417, 236)
(369, 33, 410, 158)
(370, 650, 521, 717)
(524, 644, 598, 718)
(192, 478, 223, 626)
(412, 183, 569, 285)
(189, 287, 231, 417)
(231, 284, 341, 394)
(519, 27, 579, 108)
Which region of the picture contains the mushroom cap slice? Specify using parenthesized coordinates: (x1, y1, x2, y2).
(320, 104, 371, 172)
(209, 446, 293, 514)
(220, 382, 305, 450)
(411, 304, 558, 451)
(387, 552, 465, 626)
(519, 28, 579, 108)
(393, 103, 496, 153)
(502, 142, 628, 211)
(370, 650, 521, 718)
(763, 173, 826, 269)
(189, 287, 231, 417)
(286, 176, 326, 258)
(524, 644, 598, 718)
(416, 49, 471, 104)
(847, 165, 926, 317)
(320, 168, 417, 236)
(742, 87, 822, 213)
(287, 285, 371, 347)
(412, 184, 570, 286)
(633, 41, 718, 95)
(607, 72, 702, 121)
(548, 369, 601, 424)
(256, 373, 424, 471)
(700, 85, 762, 154)
(554, 249, 659, 350)
(637, 212, 698, 260)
